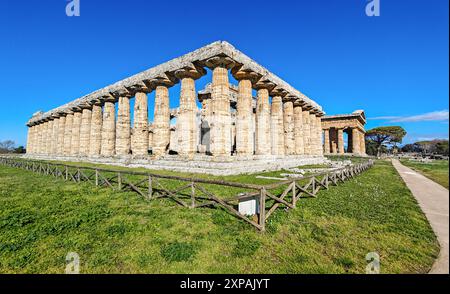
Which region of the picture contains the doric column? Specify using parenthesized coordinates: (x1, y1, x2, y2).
(323, 129, 330, 154)
(70, 109, 82, 156)
(57, 115, 66, 155)
(302, 110, 311, 155)
(309, 113, 318, 155)
(360, 131, 366, 155)
(26, 126, 31, 154)
(338, 128, 344, 154)
(294, 103, 304, 155)
(101, 98, 116, 157)
(232, 68, 260, 156)
(316, 115, 323, 155)
(116, 96, 131, 156)
(330, 129, 337, 154)
(43, 121, 50, 154)
(152, 87, 169, 157)
(351, 128, 360, 155)
(283, 100, 295, 155)
(205, 57, 235, 157)
(89, 102, 103, 156)
(64, 112, 73, 155)
(175, 66, 206, 157)
(36, 123, 42, 154)
(270, 96, 285, 155)
(79, 105, 92, 157)
(51, 116, 59, 155)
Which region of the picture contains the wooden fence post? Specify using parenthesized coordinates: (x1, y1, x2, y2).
(259, 188, 266, 232)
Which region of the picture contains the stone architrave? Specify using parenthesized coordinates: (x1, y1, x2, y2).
(271, 96, 285, 155)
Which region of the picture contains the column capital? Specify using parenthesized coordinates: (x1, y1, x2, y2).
(254, 76, 276, 91)
(143, 74, 176, 90)
(110, 86, 132, 98)
(204, 55, 236, 70)
(231, 65, 262, 83)
(174, 63, 206, 80)
(271, 86, 289, 98)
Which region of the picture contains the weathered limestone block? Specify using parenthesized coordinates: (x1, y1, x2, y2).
(177, 77, 198, 157)
(270, 96, 285, 155)
(116, 96, 131, 155)
(57, 116, 66, 155)
(294, 104, 304, 155)
(79, 107, 92, 156)
(256, 88, 271, 155)
(302, 110, 311, 155)
(323, 129, 330, 154)
(338, 128, 344, 154)
(283, 101, 295, 155)
(235, 79, 254, 156)
(210, 66, 232, 156)
(89, 104, 103, 156)
(64, 113, 73, 155)
(51, 118, 59, 155)
(152, 87, 169, 157)
(101, 101, 116, 157)
(70, 111, 82, 156)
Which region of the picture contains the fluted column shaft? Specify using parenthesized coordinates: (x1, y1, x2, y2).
(79, 108, 92, 156)
(51, 118, 59, 155)
(70, 111, 82, 155)
(284, 101, 295, 155)
(57, 116, 66, 155)
(236, 79, 254, 156)
(324, 129, 330, 154)
(255, 88, 271, 155)
(271, 96, 285, 155)
(101, 101, 116, 157)
(302, 110, 311, 155)
(177, 78, 198, 157)
(152, 87, 169, 157)
(338, 129, 344, 154)
(64, 114, 73, 155)
(89, 104, 103, 156)
(309, 113, 318, 155)
(316, 116, 323, 155)
(44, 121, 51, 154)
(360, 131, 366, 155)
(352, 128, 360, 155)
(210, 66, 231, 156)
(294, 105, 304, 155)
(116, 97, 131, 156)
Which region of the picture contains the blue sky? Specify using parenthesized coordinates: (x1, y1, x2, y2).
(0, 0, 448, 146)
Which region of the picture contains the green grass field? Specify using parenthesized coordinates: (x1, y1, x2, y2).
(0, 160, 438, 273)
(400, 159, 449, 189)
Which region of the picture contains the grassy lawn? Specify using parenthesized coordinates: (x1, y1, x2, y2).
(400, 159, 449, 189)
(0, 160, 438, 273)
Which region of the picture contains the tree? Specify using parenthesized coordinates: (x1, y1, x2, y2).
(14, 146, 26, 154)
(0, 140, 16, 153)
(365, 126, 407, 157)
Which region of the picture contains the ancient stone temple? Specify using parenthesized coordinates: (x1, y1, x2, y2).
(25, 41, 327, 175)
(321, 110, 367, 156)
